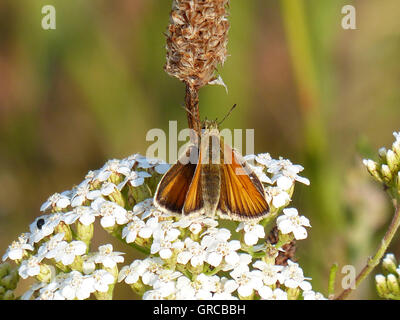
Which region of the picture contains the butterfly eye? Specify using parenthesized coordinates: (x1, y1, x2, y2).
(36, 218, 45, 230)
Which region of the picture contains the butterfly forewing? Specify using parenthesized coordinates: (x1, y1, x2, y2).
(218, 143, 270, 220)
(183, 145, 204, 215)
(154, 146, 198, 214)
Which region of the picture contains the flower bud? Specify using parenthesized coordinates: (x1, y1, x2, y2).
(109, 172, 124, 186)
(393, 139, 400, 159)
(37, 264, 55, 283)
(378, 147, 387, 162)
(375, 274, 389, 297)
(76, 222, 94, 248)
(130, 184, 152, 204)
(287, 287, 300, 300)
(130, 278, 146, 296)
(380, 164, 393, 183)
(0, 262, 10, 279)
(363, 159, 382, 182)
(0, 274, 18, 290)
(386, 150, 399, 173)
(387, 274, 400, 296)
(107, 188, 126, 208)
(382, 254, 398, 274)
(54, 222, 73, 241)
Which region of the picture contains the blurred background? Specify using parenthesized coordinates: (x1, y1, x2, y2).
(1, 0, 400, 299)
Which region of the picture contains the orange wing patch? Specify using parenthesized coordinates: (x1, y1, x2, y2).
(154, 147, 198, 214)
(218, 144, 269, 220)
(183, 145, 204, 215)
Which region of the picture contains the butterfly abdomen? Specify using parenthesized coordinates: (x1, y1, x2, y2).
(200, 133, 222, 215)
(201, 163, 221, 214)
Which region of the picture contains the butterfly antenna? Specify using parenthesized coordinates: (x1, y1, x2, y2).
(218, 104, 237, 126)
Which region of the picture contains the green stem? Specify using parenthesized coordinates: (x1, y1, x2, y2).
(108, 227, 150, 255)
(204, 265, 222, 276)
(176, 264, 193, 280)
(336, 201, 400, 299)
(328, 263, 338, 299)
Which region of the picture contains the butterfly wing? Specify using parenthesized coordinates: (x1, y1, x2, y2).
(154, 145, 198, 215)
(218, 143, 270, 220)
(183, 143, 204, 216)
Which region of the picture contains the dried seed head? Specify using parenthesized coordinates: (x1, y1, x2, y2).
(165, 0, 230, 89)
(267, 226, 297, 266)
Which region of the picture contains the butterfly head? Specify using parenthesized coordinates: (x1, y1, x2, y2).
(201, 119, 220, 135)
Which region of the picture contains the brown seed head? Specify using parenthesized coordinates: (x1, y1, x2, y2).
(267, 226, 297, 266)
(165, 0, 230, 89)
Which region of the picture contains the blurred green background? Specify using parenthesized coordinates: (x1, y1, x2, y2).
(1, 0, 400, 299)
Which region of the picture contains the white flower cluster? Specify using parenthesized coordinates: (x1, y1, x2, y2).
(2, 152, 324, 300)
(245, 154, 310, 209)
(363, 131, 400, 187)
(1, 155, 166, 300)
(117, 199, 322, 300)
(375, 253, 400, 299)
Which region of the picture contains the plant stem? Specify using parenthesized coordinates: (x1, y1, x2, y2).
(328, 263, 338, 299)
(184, 83, 200, 135)
(336, 201, 400, 300)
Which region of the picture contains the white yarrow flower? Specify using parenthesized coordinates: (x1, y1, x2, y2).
(118, 170, 152, 189)
(70, 180, 99, 207)
(93, 244, 124, 268)
(60, 271, 95, 300)
(18, 256, 42, 279)
(37, 233, 66, 260)
(150, 238, 179, 260)
(267, 186, 290, 208)
(152, 268, 181, 297)
(29, 213, 64, 244)
(91, 269, 115, 292)
(205, 239, 241, 267)
(212, 277, 238, 299)
(258, 287, 288, 300)
(37, 282, 65, 300)
(142, 289, 166, 300)
(175, 274, 214, 300)
(118, 259, 150, 284)
(253, 260, 283, 285)
(279, 260, 311, 290)
(152, 221, 181, 242)
(268, 158, 310, 186)
(96, 159, 132, 182)
(2, 233, 33, 261)
(236, 222, 265, 246)
(303, 290, 327, 300)
(174, 216, 218, 235)
(230, 265, 263, 298)
(91, 198, 128, 228)
(277, 208, 311, 240)
(63, 206, 98, 226)
(54, 240, 87, 266)
(40, 192, 71, 212)
(122, 216, 153, 243)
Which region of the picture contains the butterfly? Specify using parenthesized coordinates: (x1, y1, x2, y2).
(154, 119, 270, 221)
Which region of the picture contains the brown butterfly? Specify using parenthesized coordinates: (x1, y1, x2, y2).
(154, 119, 270, 221)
